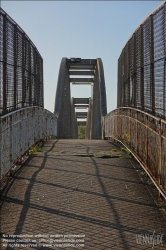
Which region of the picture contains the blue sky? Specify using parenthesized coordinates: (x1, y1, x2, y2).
(1, 0, 162, 113)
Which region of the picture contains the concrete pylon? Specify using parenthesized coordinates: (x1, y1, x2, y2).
(71, 97, 78, 139)
(86, 97, 92, 139)
(54, 58, 71, 139)
(54, 57, 107, 139)
(91, 58, 107, 139)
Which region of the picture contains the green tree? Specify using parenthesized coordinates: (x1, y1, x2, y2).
(78, 125, 86, 139)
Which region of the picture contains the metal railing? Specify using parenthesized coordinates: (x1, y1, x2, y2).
(117, 2, 166, 120)
(0, 8, 44, 116)
(104, 107, 166, 199)
(0, 107, 57, 179)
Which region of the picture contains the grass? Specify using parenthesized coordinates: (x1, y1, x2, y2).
(110, 148, 118, 152)
(120, 147, 130, 155)
(110, 147, 131, 155)
(28, 145, 42, 155)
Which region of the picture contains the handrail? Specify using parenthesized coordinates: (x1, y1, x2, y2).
(0, 107, 57, 179)
(104, 107, 166, 200)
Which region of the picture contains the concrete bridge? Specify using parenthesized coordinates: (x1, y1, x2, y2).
(1, 2, 166, 249)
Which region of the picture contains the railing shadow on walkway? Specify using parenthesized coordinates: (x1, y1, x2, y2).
(1, 139, 166, 250)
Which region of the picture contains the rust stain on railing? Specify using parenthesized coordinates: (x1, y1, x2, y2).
(104, 107, 166, 199)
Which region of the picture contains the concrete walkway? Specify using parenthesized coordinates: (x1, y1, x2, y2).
(1, 139, 166, 250)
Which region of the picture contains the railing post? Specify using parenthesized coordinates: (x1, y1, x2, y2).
(22, 33, 25, 108)
(3, 13, 7, 115)
(150, 15, 155, 115)
(136, 110, 138, 154)
(164, 2, 166, 119)
(140, 24, 144, 111)
(127, 42, 130, 107)
(28, 42, 32, 106)
(14, 24, 17, 110)
(34, 48, 37, 105)
(146, 114, 149, 169)
(133, 33, 137, 108)
(129, 109, 131, 148)
(158, 119, 162, 197)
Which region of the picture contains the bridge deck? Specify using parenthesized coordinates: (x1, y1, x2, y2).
(1, 139, 166, 249)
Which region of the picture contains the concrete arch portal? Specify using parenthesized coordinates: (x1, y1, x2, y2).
(54, 58, 107, 139)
